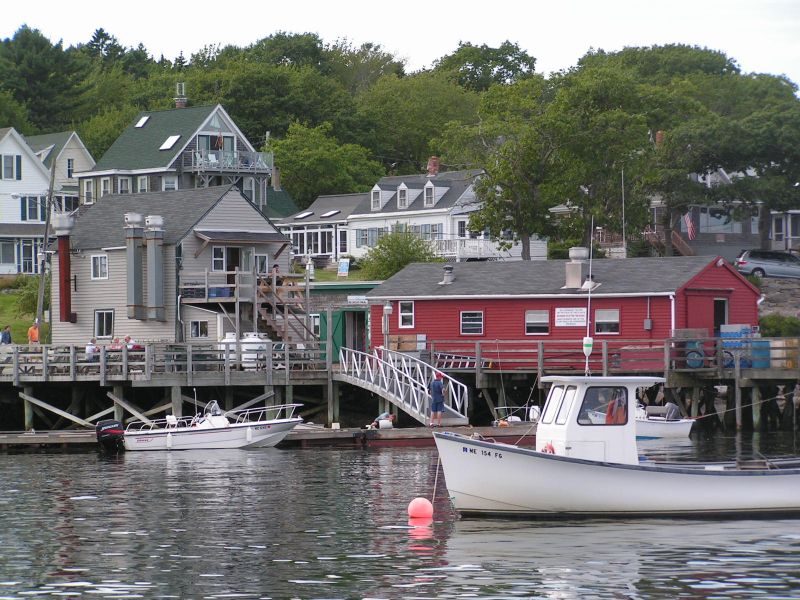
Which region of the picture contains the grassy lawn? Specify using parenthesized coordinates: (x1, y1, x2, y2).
(0, 292, 49, 344)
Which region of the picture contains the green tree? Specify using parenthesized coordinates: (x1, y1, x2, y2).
(268, 122, 384, 208)
(440, 76, 564, 260)
(433, 40, 537, 92)
(357, 71, 479, 172)
(77, 104, 141, 159)
(247, 32, 326, 68)
(324, 40, 405, 94)
(360, 232, 439, 280)
(0, 25, 85, 131)
(0, 89, 32, 132)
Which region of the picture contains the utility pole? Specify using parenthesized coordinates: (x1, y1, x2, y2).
(36, 160, 56, 337)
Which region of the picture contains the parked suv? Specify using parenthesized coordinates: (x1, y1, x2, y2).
(735, 249, 800, 278)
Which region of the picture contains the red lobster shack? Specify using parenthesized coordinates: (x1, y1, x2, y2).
(365, 253, 760, 374)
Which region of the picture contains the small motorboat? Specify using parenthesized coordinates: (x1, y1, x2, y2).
(96, 400, 303, 452)
(587, 402, 693, 439)
(433, 375, 800, 518)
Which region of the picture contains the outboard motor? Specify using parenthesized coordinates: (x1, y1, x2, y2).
(96, 419, 125, 454)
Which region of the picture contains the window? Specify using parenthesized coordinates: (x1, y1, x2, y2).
(94, 309, 114, 339)
(20, 239, 37, 273)
(1, 155, 21, 180)
(541, 385, 566, 424)
(190, 320, 209, 338)
(555, 386, 577, 425)
(424, 185, 434, 207)
(159, 135, 181, 150)
(460, 311, 483, 335)
(243, 177, 255, 201)
(100, 177, 111, 197)
(0, 241, 14, 264)
(458, 221, 467, 238)
(398, 188, 408, 209)
(56, 195, 79, 212)
(321, 210, 340, 218)
(119, 177, 131, 194)
(371, 189, 381, 210)
(431, 223, 442, 240)
(137, 176, 148, 193)
(310, 314, 321, 337)
(577, 387, 628, 425)
(399, 301, 414, 328)
(83, 179, 94, 204)
(91, 255, 109, 280)
(135, 116, 150, 128)
(67, 158, 74, 179)
(163, 175, 178, 191)
(525, 310, 549, 335)
(175, 243, 183, 269)
(212, 246, 225, 271)
(20, 196, 42, 221)
(595, 308, 620, 334)
(339, 229, 347, 254)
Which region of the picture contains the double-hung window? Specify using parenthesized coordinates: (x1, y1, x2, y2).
(94, 309, 114, 339)
(525, 310, 549, 335)
(67, 158, 74, 179)
(595, 309, 620, 334)
(137, 176, 148, 193)
(119, 177, 131, 194)
(460, 311, 483, 335)
(371, 189, 381, 210)
(91, 255, 109, 280)
(424, 186, 434, 207)
(399, 301, 414, 328)
(190, 320, 209, 339)
(211, 246, 225, 271)
(100, 177, 111, 197)
(163, 175, 178, 191)
(1, 155, 20, 180)
(398, 188, 408, 209)
(83, 179, 94, 204)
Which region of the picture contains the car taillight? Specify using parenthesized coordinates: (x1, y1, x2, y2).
(736, 259, 747, 266)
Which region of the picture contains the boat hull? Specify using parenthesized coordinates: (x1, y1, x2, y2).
(433, 432, 800, 518)
(123, 418, 302, 451)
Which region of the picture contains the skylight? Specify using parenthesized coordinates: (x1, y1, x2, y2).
(320, 210, 340, 218)
(295, 211, 313, 220)
(159, 135, 181, 150)
(135, 116, 150, 128)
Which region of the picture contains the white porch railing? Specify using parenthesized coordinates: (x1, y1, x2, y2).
(337, 347, 469, 425)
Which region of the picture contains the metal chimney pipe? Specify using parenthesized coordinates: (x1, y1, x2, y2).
(53, 213, 77, 323)
(145, 215, 165, 321)
(125, 213, 146, 319)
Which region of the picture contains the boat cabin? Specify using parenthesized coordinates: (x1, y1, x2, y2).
(536, 375, 665, 465)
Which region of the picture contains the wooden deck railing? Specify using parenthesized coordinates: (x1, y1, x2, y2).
(0, 340, 326, 385)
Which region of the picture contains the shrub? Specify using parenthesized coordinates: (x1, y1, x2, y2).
(360, 232, 440, 280)
(759, 313, 800, 337)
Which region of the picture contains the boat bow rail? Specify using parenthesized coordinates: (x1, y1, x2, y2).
(337, 347, 469, 426)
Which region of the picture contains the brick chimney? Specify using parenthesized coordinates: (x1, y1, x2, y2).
(655, 130, 665, 147)
(272, 166, 281, 191)
(426, 156, 440, 177)
(174, 82, 187, 108)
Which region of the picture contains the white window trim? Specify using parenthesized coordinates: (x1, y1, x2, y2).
(190, 320, 209, 339)
(371, 189, 381, 210)
(91, 255, 109, 280)
(398, 188, 408, 209)
(594, 308, 620, 335)
(67, 158, 74, 179)
(424, 185, 435, 207)
(137, 175, 148, 193)
(94, 309, 114, 339)
(398, 301, 414, 329)
(83, 179, 94, 204)
(100, 177, 111, 197)
(460, 310, 484, 335)
(118, 176, 131, 194)
(211, 246, 225, 271)
(163, 175, 178, 191)
(525, 309, 550, 335)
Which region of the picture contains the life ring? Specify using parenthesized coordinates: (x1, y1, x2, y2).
(541, 442, 555, 454)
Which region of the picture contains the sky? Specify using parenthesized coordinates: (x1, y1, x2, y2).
(3, 0, 800, 86)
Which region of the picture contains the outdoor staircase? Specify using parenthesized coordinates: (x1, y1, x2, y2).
(256, 276, 316, 344)
(336, 347, 470, 426)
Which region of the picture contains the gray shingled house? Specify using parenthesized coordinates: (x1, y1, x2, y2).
(50, 185, 292, 346)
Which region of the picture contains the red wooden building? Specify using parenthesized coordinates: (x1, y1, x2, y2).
(365, 255, 761, 372)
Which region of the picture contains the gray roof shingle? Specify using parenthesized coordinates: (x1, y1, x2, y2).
(360, 170, 480, 214)
(367, 256, 722, 299)
(69, 186, 234, 249)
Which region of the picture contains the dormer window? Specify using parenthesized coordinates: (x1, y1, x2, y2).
(398, 188, 408, 209)
(424, 185, 434, 207)
(371, 189, 381, 210)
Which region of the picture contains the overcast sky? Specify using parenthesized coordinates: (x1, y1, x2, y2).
(4, 0, 799, 86)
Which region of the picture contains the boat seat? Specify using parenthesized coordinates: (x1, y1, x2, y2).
(165, 414, 179, 429)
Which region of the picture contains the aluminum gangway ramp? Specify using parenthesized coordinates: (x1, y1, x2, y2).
(336, 347, 469, 426)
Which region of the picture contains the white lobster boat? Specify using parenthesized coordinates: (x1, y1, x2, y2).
(433, 375, 800, 518)
(99, 401, 303, 451)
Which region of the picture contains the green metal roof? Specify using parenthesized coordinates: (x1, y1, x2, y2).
(92, 105, 217, 171)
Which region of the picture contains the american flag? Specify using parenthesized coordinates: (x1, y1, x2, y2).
(683, 212, 697, 240)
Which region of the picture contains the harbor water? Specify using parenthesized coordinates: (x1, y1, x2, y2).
(0, 433, 799, 599)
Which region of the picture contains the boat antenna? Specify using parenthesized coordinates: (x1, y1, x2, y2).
(583, 217, 595, 376)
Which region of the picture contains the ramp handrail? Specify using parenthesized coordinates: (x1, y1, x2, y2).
(338, 347, 468, 421)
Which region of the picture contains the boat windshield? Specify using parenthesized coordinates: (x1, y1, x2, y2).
(541, 385, 578, 425)
(577, 386, 628, 425)
(204, 400, 223, 416)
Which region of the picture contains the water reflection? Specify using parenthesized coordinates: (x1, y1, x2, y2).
(0, 436, 798, 598)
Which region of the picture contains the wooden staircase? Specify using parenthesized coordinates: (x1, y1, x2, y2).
(257, 275, 317, 344)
